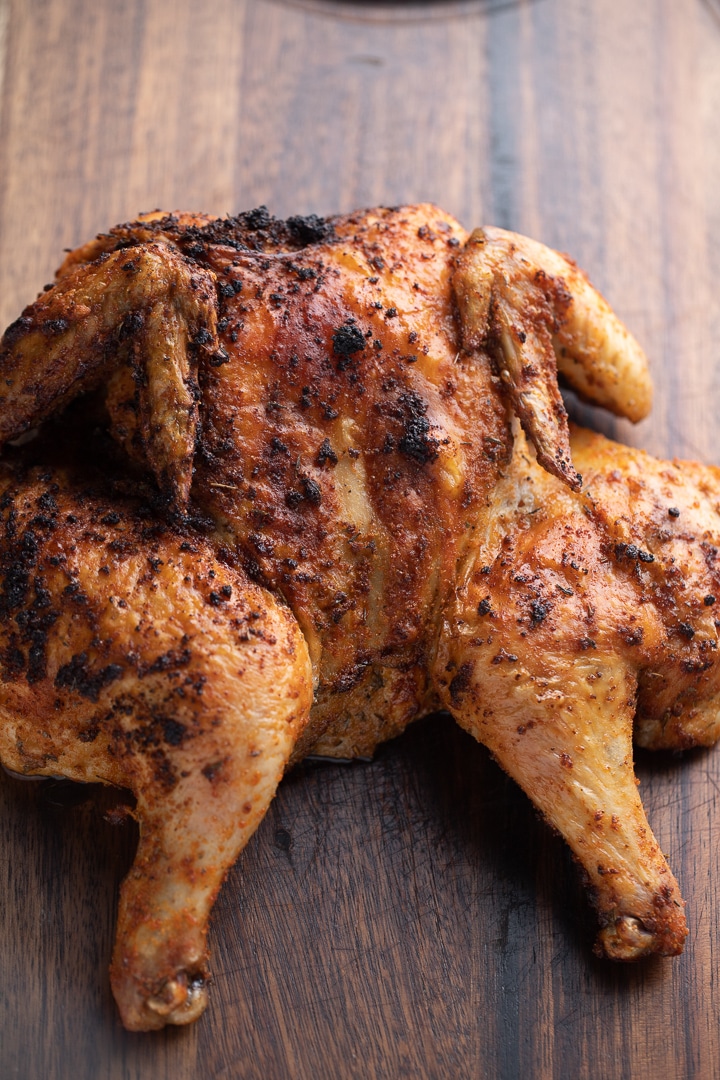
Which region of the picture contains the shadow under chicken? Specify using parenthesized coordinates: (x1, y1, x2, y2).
(0, 203, 714, 1029)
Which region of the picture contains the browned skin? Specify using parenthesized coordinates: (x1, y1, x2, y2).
(0, 446, 312, 1029)
(0, 203, 710, 1027)
(0, 242, 220, 507)
(435, 427, 716, 959)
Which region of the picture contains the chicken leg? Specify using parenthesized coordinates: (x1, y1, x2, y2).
(0, 452, 312, 1028)
(434, 436, 686, 956)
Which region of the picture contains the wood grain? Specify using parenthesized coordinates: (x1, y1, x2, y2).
(2, 0, 720, 1076)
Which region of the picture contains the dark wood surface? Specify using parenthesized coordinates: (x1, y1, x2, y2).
(2, 1, 720, 1076)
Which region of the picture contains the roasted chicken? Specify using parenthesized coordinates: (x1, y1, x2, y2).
(0, 203, 713, 1028)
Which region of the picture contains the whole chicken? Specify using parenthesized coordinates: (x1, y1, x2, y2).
(0, 203, 713, 1029)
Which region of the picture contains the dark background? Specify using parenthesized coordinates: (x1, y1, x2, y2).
(1, 1, 720, 1077)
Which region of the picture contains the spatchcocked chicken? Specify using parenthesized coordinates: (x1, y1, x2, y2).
(0, 204, 714, 1029)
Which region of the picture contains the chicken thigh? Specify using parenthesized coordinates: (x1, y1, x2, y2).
(0, 203, 711, 1028)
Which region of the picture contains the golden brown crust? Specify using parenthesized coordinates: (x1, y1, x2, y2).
(0, 204, 516, 752)
(0, 202, 713, 1025)
(0, 243, 220, 505)
(434, 433, 688, 957)
(0, 450, 313, 1028)
(187, 205, 510, 736)
(454, 228, 581, 489)
(570, 426, 720, 749)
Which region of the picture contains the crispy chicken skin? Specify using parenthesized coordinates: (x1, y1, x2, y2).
(0, 203, 710, 1027)
(0, 445, 312, 1029)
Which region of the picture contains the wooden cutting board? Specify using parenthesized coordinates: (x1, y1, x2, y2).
(2, 1, 720, 1076)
